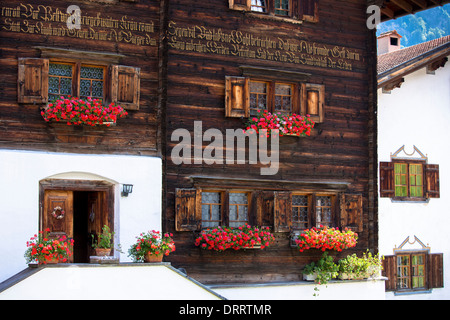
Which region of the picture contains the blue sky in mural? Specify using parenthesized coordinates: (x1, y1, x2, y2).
(376, 4, 450, 48)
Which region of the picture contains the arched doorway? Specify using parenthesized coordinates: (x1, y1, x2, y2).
(39, 179, 115, 263)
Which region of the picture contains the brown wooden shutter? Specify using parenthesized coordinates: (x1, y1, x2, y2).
(339, 194, 363, 233)
(382, 255, 397, 291)
(298, 0, 319, 22)
(228, 0, 251, 11)
(110, 65, 140, 110)
(175, 188, 201, 231)
(428, 253, 444, 289)
(424, 164, 440, 198)
(225, 76, 249, 118)
(274, 191, 292, 232)
(18, 58, 49, 104)
(301, 83, 324, 123)
(379, 162, 395, 198)
(251, 191, 274, 228)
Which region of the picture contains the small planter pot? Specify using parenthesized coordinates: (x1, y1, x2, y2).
(95, 248, 112, 256)
(39, 257, 59, 265)
(303, 273, 318, 281)
(144, 252, 163, 263)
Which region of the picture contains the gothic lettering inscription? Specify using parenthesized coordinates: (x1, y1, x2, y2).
(1, 4, 157, 46)
(168, 21, 361, 71)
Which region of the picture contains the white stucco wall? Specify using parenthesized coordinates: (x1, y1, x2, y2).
(378, 60, 450, 299)
(212, 278, 387, 300)
(0, 149, 162, 283)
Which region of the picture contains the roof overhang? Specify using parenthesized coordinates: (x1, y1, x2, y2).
(368, 0, 450, 22)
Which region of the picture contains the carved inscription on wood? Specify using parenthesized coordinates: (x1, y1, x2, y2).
(1, 4, 156, 46)
(168, 21, 362, 71)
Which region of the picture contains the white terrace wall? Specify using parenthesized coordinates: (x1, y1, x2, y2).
(0, 149, 162, 283)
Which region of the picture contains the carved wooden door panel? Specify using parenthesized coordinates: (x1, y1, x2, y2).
(43, 190, 74, 262)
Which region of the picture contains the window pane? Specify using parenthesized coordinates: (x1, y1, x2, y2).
(249, 81, 268, 116)
(251, 0, 267, 12)
(80, 66, 104, 100)
(274, 0, 289, 15)
(274, 83, 292, 115)
(394, 163, 408, 197)
(292, 195, 308, 229)
(316, 196, 332, 227)
(48, 63, 73, 101)
(409, 164, 423, 197)
(229, 193, 248, 227)
(201, 192, 221, 227)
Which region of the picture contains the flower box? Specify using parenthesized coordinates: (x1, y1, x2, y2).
(41, 96, 128, 127)
(293, 225, 358, 252)
(244, 110, 315, 137)
(194, 224, 275, 252)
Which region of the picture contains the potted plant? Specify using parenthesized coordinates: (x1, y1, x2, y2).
(338, 251, 382, 280)
(128, 230, 176, 263)
(302, 251, 339, 284)
(294, 225, 358, 252)
(194, 224, 275, 252)
(92, 225, 114, 256)
(244, 109, 315, 137)
(41, 96, 128, 126)
(24, 228, 74, 265)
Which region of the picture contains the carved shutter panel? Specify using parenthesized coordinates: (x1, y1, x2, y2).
(18, 58, 49, 104)
(225, 76, 249, 118)
(110, 65, 140, 110)
(428, 253, 444, 289)
(340, 194, 363, 232)
(274, 191, 292, 232)
(301, 83, 324, 123)
(382, 255, 397, 291)
(175, 188, 201, 231)
(379, 162, 395, 198)
(298, 0, 319, 22)
(228, 0, 251, 11)
(424, 164, 440, 198)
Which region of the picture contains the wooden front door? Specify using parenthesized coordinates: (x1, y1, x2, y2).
(42, 190, 74, 262)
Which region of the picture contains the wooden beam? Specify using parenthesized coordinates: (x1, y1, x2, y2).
(381, 6, 395, 19)
(390, 0, 414, 13)
(409, 0, 428, 9)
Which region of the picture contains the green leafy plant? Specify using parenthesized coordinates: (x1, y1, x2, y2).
(338, 251, 382, 279)
(303, 252, 339, 284)
(92, 225, 114, 249)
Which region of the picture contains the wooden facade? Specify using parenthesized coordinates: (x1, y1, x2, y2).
(0, 0, 161, 156)
(1, 0, 380, 284)
(162, 0, 378, 284)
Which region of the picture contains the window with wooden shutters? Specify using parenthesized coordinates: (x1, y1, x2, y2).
(380, 161, 439, 200)
(110, 65, 141, 110)
(230, 0, 318, 22)
(382, 252, 444, 293)
(289, 193, 339, 231)
(18, 58, 49, 104)
(226, 76, 324, 123)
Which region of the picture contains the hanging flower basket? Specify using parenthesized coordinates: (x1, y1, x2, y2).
(41, 96, 128, 127)
(244, 110, 315, 137)
(194, 224, 275, 252)
(294, 225, 358, 252)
